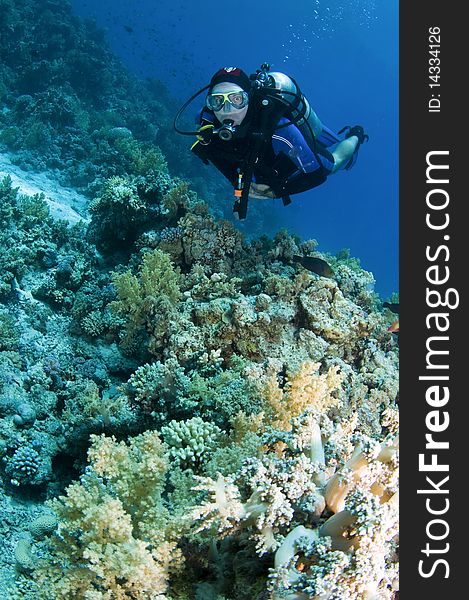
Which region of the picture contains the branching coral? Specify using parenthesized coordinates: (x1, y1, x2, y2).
(161, 416, 222, 472)
(6, 445, 40, 486)
(248, 360, 343, 432)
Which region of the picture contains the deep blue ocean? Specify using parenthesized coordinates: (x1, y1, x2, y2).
(71, 0, 398, 299)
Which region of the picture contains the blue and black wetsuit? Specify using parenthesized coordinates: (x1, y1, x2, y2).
(192, 107, 342, 198)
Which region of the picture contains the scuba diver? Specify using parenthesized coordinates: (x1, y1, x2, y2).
(174, 64, 368, 219)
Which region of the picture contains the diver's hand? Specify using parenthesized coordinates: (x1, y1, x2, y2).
(249, 182, 276, 199)
(196, 124, 214, 145)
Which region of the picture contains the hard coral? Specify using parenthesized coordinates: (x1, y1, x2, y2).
(87, 175, 147, 252)
(298, 279, 371, 346)
(178, 211, 243, 272)
(126, 355, 261, 429)
(161, 416, 222, 473)
(126, 357, 193, 422)
(6, 445, 42, 487)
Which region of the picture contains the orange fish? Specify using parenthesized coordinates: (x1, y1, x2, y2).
(388, 319, 399, 333)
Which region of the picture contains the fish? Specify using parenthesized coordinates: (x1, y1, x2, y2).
(292, 255, 334, 278)
(388, 319, 399, 333)
(383, 302, 399, 314)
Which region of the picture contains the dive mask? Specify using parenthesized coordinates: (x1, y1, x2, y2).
(206, 90, 249, 112)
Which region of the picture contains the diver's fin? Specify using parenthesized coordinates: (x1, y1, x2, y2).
(344, 151, 358, 171)
(339, 125, 369, 170)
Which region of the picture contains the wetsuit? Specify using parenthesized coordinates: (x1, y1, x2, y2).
(192, 107, 342, 199)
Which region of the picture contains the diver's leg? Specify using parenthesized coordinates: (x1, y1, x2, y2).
(306, 107, 323, 138)
(330, 135, 359, 172)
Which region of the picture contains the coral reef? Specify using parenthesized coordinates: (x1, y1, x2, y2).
(0, 171, 399, 598)
(0, 1, 398, 598)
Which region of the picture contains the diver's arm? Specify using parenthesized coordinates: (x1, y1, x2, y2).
(191, 141, 239, 185)
(192, 107, 241, 183)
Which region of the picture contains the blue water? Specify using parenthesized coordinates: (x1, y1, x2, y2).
(71, 0, 398, 299)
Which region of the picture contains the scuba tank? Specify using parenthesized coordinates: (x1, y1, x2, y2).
(266, 72, 321, 139)
(250, 64, 322, 150)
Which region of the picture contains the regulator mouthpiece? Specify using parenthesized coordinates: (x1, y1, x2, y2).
(217, 119, 236, 141)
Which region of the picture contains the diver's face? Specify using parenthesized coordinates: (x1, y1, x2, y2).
(210, 82, 249, 126)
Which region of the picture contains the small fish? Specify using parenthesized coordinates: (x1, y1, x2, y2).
(388, 319, 399, 333)
(292, 255, 334, 278)
(124, 25, 134, 33)
(383, 302, 399, 314)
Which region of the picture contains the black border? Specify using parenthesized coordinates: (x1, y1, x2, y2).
(400, 1, 464, 595)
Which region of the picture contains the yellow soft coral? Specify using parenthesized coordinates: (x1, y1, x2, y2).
(262, 361, 343, 431)
(35, 432, 183, 599)
(110, 249, 181, 352)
